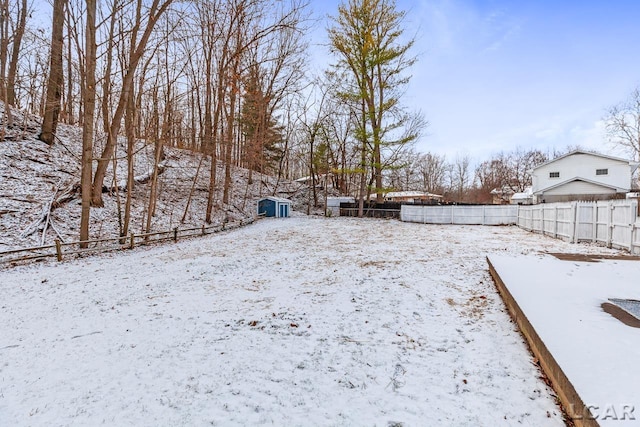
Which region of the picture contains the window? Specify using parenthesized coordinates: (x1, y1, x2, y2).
(549, 172, 560, 178)
(596, 168, 608, 176)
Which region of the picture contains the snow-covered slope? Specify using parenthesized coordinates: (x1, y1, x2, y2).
(0, 103, 307, 252)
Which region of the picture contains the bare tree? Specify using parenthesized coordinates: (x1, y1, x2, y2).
(417, 152, 447, 195)
(91, 0, 174, 207)
(474, 155, 508, 203)
(472, 148, 547, 203)
(385, 148, 420, 191)
(449, 153, 471, 202)
(604, 87, 640, 162)
(295, 79, 329, 209)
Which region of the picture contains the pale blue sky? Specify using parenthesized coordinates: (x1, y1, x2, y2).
(310, 0, 640, 162)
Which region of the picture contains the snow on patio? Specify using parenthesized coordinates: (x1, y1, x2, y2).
(488, 254, 640, 426)
(0, 217, 623, 426)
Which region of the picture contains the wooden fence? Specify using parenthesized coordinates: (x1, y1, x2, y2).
(339, 202, 402, 219)
(401, 205, 518, 225)
(0, 217, 256, 266)
(517, 200, 640, 254)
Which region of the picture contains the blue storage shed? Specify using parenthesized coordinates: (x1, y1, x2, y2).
(257, 196, 292, 218)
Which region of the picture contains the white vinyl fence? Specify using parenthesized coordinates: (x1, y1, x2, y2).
(401, 205, 518, 225)
(517, 200, 640, 254)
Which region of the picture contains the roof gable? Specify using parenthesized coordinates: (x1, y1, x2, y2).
(533, 177, 626, 194)
(534, 150, 633, 170)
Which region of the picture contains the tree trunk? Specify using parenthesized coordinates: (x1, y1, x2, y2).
(358, 100, 367, 218)
(80, 0, 97, 248)
(222, 90, 236, 205)
(122, 85, 136, 239)
(0, 0, 10, 113)
(40, 0, 65, 146)
(203, 47, 216, 222)
(64, 2, 74, 124)
(6, 0, 27, 106)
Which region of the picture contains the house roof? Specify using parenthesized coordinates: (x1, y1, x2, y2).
(511, 187, 533, 200)
(533, 150, 637, 170)
(490, 187, 515, 195)
(511, 192, 533, 200)
(532, 177, 626, 195)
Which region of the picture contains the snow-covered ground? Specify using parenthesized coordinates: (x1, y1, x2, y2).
(489, 254, 640, 426)
(0, 217, 624, 426)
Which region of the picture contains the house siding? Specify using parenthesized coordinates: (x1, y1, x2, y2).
(543, 180, 617, 196)
(533, 153, 631, 197)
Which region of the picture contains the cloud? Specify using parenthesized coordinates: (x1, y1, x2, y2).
(413, 0, 523, 56)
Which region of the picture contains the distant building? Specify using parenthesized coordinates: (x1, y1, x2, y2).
(532, 150, 639, 203)
(490, 187, 515, 205)
(384, 191, 443, 203)
(326, 196, 355, 216)
(510, 187, 533, 205)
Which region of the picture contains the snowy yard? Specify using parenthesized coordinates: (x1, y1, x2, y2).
(0, 217, 622, 426)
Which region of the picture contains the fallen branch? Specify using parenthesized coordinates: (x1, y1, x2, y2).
(181, 155, 204, 223)
(52, 182, 80, 208)
(21, 187, 58, 241)
(47, 218, 66, 242)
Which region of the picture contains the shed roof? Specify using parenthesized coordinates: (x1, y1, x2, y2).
(260, 196, 292, 204)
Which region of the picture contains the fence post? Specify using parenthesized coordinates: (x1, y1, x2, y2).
(592, 204, 597, 243)
(130, 233, 135, 249)
(632, 223, 639, 255)
(553, 206, 558, 238)
(607, 202, 613, 248)
(482, 205, 486, 226)
(55, 239, 62, 261)
(173, 227, 178, 242)
(630, 203, 636, 252)
(571, 202, 578, 244)
(202, 224, 206, 235)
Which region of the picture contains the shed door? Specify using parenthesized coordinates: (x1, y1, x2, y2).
(259, 200, 276, 217)
(279, 203, 288, 218)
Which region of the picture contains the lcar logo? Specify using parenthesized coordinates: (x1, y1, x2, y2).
(569, 404, 635, 421)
